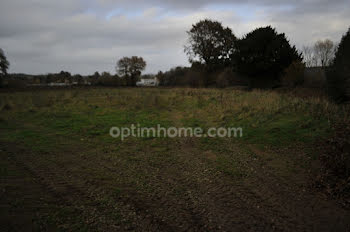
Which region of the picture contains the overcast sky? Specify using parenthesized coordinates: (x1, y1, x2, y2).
(0, 0, 349, 75)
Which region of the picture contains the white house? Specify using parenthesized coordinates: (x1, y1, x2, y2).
(136, 78, 159, 87)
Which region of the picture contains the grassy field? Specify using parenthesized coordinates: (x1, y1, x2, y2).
(1, 87, 349, 231)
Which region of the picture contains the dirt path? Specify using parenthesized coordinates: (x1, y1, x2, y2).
(1, 140, 349, 231)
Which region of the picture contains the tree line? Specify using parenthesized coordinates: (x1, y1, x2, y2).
(0, 19, 349, 102)
(157, 19, 349, 102)
(160, 19, 342, 89)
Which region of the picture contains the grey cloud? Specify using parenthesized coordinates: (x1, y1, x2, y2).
(0, 0, 349, 74)
(97, 0, 348, 11)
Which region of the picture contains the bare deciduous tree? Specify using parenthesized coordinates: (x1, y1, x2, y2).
(314, 39, 335, 67)
(302, 46, 316, 67)
(302, 40, 337, 68)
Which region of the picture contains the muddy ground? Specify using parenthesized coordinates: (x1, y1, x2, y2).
(1, 139, 349, 232)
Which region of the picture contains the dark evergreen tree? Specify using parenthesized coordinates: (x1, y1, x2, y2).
(234, 26, 301, 85)
(327, 27, 350, 103)
(0, 48, 10, 87)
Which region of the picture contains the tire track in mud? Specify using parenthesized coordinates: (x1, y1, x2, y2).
(164, 138, 347, 231)
(84, 147, 264, 231)
(21, 144, 243, 231)
(241, 145, 350, 231)
(6, 150, 116, 231)
(3, 146, 174, 231)
(91, 140, 303, 231)
(224, 144, 350, 232)
(243, 157, 350, 232)
(75, 149, 210, 231)
(60, 142, 327, 231)
(3, 141, 349, 231)
(165, 140, 303, 231)
(157, 163, 299, 231)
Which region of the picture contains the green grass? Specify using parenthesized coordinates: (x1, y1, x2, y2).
(0, 87, 348, 184)
(0, 87, 348, 150)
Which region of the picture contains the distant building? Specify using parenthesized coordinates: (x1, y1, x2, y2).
(48, 83, 70, 87)
(136, 78, 159, 87)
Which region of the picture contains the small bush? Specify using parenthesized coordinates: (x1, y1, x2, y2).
(303, 68, 327, 88)
(216, 69, 230, 88)
(185, 70, 205, 88)
(159, 66, 191, 86)
(6, 79, 27, 88)
(216, 68, 248, 88)
(281, 61, 305, 87)
(97, 77, 122, 86)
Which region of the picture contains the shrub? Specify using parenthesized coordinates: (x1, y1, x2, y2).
(281, 61, 305, 87)
(216, 70, 230, 88)
(97, 77, 121, 86)
(215, 68, 248, 88)
(303, 68, 327, 88)
(185, 70, 205, 87)
(327, 27, 350, 103)
(6, 79, 27, 88)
